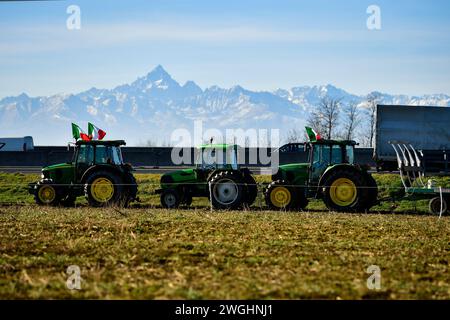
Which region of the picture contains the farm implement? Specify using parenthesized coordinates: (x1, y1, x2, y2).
(390, 142, 449, 215)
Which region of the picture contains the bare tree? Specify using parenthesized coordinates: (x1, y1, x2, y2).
(365, 92, 381, 147)
(318, 97, 341, 140)
(342, 102, 360, 140)
(306, 110, 324, 136)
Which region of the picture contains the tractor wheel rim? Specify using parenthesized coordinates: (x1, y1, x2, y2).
(213, 178, 238, 205)
(270, 186, 291, 208)
(330, 178, 357, 206)
(38, 185, 56, 204)
(91, 177, 114, 202)
(164, 194, 176, 207)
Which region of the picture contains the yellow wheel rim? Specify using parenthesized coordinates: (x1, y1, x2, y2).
(270, 186, 292, 208)
(38, 185, 56, 204)
(91, 177, 114, 203)
(330, 178, 357, 206)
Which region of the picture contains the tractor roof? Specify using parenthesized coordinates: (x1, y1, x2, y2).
(198, 143, 237, 150)
(311, 139, 357, 146)
(75, 140, 126, 146)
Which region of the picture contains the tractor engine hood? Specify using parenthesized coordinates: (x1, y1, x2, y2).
(273, 163, 309, 182)
(160, 168, 197, 187)
(42, 163, 73, 172)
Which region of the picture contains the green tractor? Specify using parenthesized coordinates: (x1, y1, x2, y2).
(265, 137, 378, 212)
(156, 144, 257, 209)
(29, 140, 138, 207)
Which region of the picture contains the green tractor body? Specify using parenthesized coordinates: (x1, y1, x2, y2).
(29, 140, 138, 207)
(266, 138, 378, 212)
(156, 144, 257, 209)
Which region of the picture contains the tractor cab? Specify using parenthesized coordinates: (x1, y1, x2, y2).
(73, 140, 126, 180)
(307, 140, 357, 184)
(195, 144, 239, 171)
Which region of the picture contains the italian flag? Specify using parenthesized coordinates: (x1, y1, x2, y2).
(305, 126, 321, 142)
(88, 122, 106, 140)
(72, 123, 91, 141)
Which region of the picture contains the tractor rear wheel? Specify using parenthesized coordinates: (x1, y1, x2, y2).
(35, 180, 61, 206)
(429, 197, 448, 215)
(322, 169, 368, 212)
(243, 173, 258, 207)
(209, 171, 244, 210)
(265, 180, 298, 210)
(84, 171, 124, 207)
(363, 173, 378, 211)
(123, 173, 138, 207)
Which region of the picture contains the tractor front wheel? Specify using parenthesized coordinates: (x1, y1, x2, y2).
(84, 171, 124, 207)
(35, 180, 61, 206)
(322, 169, 368, 212)
(265, 180, 298, 210)
(161, 189, 181, 209)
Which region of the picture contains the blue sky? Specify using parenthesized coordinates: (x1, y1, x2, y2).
(0, 0, 449, 97)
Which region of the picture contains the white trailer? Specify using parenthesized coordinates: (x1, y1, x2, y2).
(0, 136, 34, 151)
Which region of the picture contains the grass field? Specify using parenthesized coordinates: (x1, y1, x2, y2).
(0, 173, 449, 299)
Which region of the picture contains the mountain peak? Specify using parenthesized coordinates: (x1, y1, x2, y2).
(183, 80, 203, 95)
(132, 65, 180, 91)
(146, 65, 172, 81)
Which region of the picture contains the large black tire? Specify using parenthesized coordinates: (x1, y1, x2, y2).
(84, 170, 124, 207)
(34, 179, 61, 206)
(208, 171, 244, 210)
(123, 173, 138, 207)
(243, 173, 258, 207)
(429, 197, 448, 215)
(160, 189, 181, 209)
(293, 186, 309, 210)
(265, 180, 298, 210)
(363, 173, 378, 211)
(322, 168, 369, 212)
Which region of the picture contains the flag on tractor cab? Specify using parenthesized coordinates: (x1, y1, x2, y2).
(72, 123, 91, 141)
(88, 122, 106, 140)
(305, 126, 321, 142)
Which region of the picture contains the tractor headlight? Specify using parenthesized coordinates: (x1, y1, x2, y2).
(41, 174, 45, 179)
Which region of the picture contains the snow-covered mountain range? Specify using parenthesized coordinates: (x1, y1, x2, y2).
(1, 65, 449, 146)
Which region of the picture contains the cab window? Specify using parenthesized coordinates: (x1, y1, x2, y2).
(321, 146, 331, 164)
(345, 146, 354, 164)
(77, 145, 94, 164)
(111, 147, 123, 165)
(95, 145, 110, 164)
(330, 145, 342, 164)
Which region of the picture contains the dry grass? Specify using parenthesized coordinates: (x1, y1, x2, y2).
(0, 206, 449, 299)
